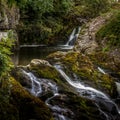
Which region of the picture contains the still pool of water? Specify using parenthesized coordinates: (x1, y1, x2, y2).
(12, 45, 73, 66)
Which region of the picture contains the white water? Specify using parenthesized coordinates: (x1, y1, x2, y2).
(58, 115, 66, 120)
(66, 28, 76, 46)
(98, 67, 106, 74)
(54, 64, 120, 119)
(58, 27, 81, 50)
(54, 64, 109, 100)
(21, 66, 119, 119)
(22, 70, 42, 96)
(65, 27, 81, 46)
(45, 82, 72, 120)
(22, 70, 69, 120)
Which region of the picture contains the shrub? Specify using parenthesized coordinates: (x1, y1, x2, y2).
(0, 30, 15, 79)
(96, 11, 120, 47)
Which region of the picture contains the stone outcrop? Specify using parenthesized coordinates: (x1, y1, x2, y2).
(0, 1, 19, 48)
(11, 59, 120, 120)
(0, 1, 19, 30)
(74, 11, 120, 75)
(74, 13, 112, 54)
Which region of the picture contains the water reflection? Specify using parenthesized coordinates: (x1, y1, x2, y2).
(12, 46, 72, 66)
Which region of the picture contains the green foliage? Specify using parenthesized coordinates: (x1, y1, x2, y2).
(96, 11, 120, 47)
(18, 0, 112, 45)
(71, 0, 110, 18)
(23, 0, 54, 19)
(7, 0, 27, 8)
(17, 0, 74, 45)
(53, 0, 73, 15)
(0, 30, 15, 78)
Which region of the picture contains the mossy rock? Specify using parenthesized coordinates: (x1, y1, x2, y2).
(0, 78, 19, 120)
(9, 77, 53, 120)
(28, 59, 59, 81)
(89, 51, 120, 75)
(47, 90, 120, 120)
(11, 59, 77, 97)
(60, 51, 117, 97)
(11, 58, 120, 120)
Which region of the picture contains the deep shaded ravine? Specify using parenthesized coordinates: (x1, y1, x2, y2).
(13, 27, 120, 120)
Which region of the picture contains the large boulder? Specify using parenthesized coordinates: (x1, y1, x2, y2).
(48, 51, 118, 98)
(0, 76, 53, 120)
(10, 77, 54, 120)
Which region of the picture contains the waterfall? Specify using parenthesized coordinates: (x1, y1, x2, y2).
(65, 27, 81, 46)
(54, 64, 109, 99)
(45, 81, 72, 120)
(21, 66, 120, 119)
(22, 70, 42, 96)
(54, 64, 119, 119)
(22, 69, 70, 120)
(58, 27, 81, 50)
(65, 28, 76, 46)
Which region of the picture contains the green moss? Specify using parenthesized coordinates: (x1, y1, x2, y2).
(9, 77, 53, 120)
(96, 11, 120, 47)
(89, 52, 120, 72)
(61, 52, 117, 97)
(63, 92, 102, 120)
(0, 77, 19, 120)
(30, 64, 59, 81)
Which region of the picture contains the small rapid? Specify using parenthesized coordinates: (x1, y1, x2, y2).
(54, 64, 109, 100)
(21, 69, 71, 120)
(22, 70, 42, 96)
(54, 64, 120, 119)
(20, 64, 120, 120)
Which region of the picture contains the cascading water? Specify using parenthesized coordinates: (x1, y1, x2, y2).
(65, 27, 81, 46)
(54, 64, 120, 119)
(58, 27, 81, 50)
(22, 70, 42, 96)
(65, 28, 76, 46)
(97, 66, 120, 114)
(54, 64, 108, 99)
(22, 69, 71, 120)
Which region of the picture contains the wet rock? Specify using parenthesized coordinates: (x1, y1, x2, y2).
(11, 58, 120, 120)
(74, 13, 112, 54)
(60, 51, 117, 98)
(10, 77, 53, 120)
(0, 32, 7, 40)
(11, 67, 32, 88)
(29, 59, 52, 68)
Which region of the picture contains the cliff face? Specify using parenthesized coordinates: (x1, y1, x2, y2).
(74, 8, 120, 74)
(0, 1, 20, 49)
(0, 1, 19, 47)
(0, 1, 19, 30)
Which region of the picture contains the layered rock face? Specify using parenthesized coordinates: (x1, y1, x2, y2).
(0, 1, 19, 48)
(0, 1, 19, 30)
(74, 11, 120, 75)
